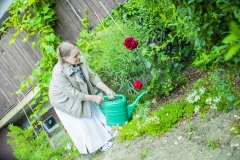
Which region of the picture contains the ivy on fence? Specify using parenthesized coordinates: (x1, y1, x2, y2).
(0, 0, 60, 116)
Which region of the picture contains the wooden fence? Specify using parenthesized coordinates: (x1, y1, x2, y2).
(0, 0, 125, 118)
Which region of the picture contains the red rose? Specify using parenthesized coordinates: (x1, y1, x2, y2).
(133, 80, 143, 90)
(124, 36, 138, 50)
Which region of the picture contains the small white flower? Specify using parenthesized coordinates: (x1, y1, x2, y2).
(213, 96, 221, 103)
(199, 88, 205, 95)
(145, 115, 160, 124)
(152, 99, 157, 104)
(206, 98, 212, 105)
(210, 104, 217, 110)
(134, 114, 141, 119)
(65, 143, 71, 150)
(194, 105, 200, 113)
(137, 121, 141, 130)
(194, 95, 200, 102)
(192, 91, 197, 97)
(186, 95, 194, 103)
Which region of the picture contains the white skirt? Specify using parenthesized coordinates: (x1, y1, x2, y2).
(54, 101, 112, 154)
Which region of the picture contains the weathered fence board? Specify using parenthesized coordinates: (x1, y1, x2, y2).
(0, 0, 125, 118)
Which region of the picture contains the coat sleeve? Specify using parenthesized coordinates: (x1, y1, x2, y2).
(54, 72, 86, 101)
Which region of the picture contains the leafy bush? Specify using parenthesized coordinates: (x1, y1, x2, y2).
(77, 21, 149, 94)
(132, 0, 240, 67)
(0, 0, 61, 117)
(118, 101, 194, 141)
(77, 0, 196, 96)
(7, 124, 80, 159)
(133, 101, 152, 120)
(186, 69, 239, 113)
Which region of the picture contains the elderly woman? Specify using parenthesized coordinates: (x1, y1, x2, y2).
(49, 42, 114, 154)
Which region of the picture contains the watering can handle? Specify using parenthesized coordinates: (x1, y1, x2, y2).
(102, 94, 126, 101)
(97, 94, 126, 113)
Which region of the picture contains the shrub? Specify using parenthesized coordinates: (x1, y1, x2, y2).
(118, 101, 193, 141)
(7, 124, 80, 159)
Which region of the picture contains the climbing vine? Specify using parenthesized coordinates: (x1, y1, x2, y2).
(0, 0, 60, 115)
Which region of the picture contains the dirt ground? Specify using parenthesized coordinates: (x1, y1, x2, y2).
(80, 108, 240, 160)
(80, 67, 240, 160)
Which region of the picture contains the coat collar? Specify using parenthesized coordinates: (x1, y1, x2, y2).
(62, 63, 74, 76)
(62, 61, 83, 77)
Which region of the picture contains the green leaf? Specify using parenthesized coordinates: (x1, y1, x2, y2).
(38, 121, 42, 125)
(42, 96, 49, 102)
(29, 100, 36, 106)
(39, 108, 48, 115)
(225, 44, 240, 60)
(16, 90, 22, 95)
(222, 34, 238, 44)
(30, 119, 36, 125)
(146, 61, 151, 68)
(9, 38, 16, 44)
(32, 41, 36, 48)
(43, 6, 50, 13)
(49, 33, 56, 42)
(188, 0, 195, 4)
(20, 83, 27, 91)
(27, 76, 35, 83)
(22, 37, 28, 42)
(213, 45, 228, 53)
(234, 99, 240, 106)
(230, 21, 240, 38)
(226, 95, 235, 101)
(28, 0, 36, 5)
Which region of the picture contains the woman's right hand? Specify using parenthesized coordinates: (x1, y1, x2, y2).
(92, 95, 104, 104)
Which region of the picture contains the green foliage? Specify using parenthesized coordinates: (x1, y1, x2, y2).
(7, 124, 80, 159)
(2, 0, 240, 154)
(77, 18, 149, 93)
(0, 0, 61, 122)
(222, 21, 240, 61)
(77, 0, 196, 96)
(187, 123, 196, 141)
(187, 123, 196, 133)
(206, 139, 218, 150)
(118, 101, 194, 141)
(186, 69, 239, 113)
(139, 148, 149, 158)
(133, 101, 152, 120)
(194, 21, 240, 67)
(128, 0, 240, 68)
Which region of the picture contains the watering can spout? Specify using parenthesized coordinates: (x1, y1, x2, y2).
(127, 91, 147, 118)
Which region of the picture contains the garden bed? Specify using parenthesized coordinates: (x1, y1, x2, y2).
(80, 66, 240, 160)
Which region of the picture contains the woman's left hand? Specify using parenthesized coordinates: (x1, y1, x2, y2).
(95, 81, 115, 99)
(105, 90, 115, 99)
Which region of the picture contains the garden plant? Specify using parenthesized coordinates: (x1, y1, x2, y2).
(0, 0, 239, 159)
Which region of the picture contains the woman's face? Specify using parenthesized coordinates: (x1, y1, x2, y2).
(63, 47, 81, 65)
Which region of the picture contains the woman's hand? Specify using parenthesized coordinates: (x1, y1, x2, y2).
(105, 89, 115, 99)
(92, 95, 104, 103)
(96, 81, 115, 99)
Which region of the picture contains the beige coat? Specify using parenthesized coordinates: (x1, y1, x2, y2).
(49, 57, 101, 118)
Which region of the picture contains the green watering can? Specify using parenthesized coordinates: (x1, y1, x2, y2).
(98, 91, 146, 126)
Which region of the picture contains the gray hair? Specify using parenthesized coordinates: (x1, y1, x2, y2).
(57, 42, 75, 65)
